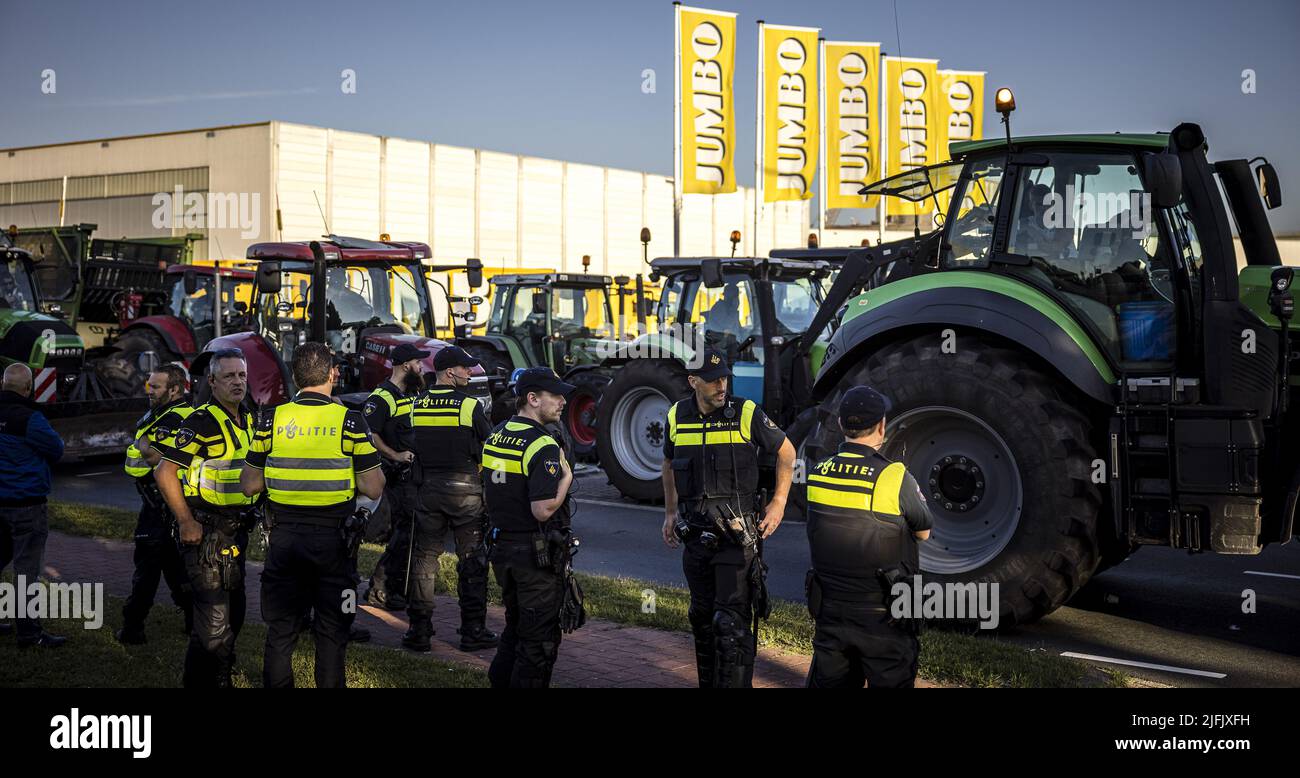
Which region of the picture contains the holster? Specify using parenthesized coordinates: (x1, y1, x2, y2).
(877, 565, 922, 637)
(341, 508, 371, 559)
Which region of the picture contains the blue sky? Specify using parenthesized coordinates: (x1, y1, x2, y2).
(3, 0, 1298, 231)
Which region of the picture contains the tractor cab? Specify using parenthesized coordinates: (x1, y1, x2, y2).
(479, 273, 618, 372)
(0, 243, 41, 313)
(162, 265, 256, 348)
(210, 236, 485, 406)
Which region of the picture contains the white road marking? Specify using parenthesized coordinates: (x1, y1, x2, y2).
(1243, 570, 1300, 581)
(576, 498, 661, 514)
(79, 472, 111, 477)
(1060, 652, 1226, 679)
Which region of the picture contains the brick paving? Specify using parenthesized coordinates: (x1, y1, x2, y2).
(39, 530, 842, 688)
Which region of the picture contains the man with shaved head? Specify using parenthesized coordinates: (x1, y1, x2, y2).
(0, 363, 66, 647)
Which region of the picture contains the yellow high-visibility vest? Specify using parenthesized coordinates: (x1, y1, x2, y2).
(264, 401, 356, 507)
(181, 403, 255, 508)
(124, 403, 195, 478)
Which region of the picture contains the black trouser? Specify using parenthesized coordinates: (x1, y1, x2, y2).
(488, 539, 563, 688)
(181, 520, 247, 689)
(806, 600, 919, 688)
(260, 522, 357, 689)
(407, 474, 489, 637)
(682, 537, 756, 688)
(122, 501, 192, 635)
(0, 503, 49, 640)
(369, 479, 416, 601)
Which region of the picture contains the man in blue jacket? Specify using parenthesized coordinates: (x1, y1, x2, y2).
(0, 363, 67, 647)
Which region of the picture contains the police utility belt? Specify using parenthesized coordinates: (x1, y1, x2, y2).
(674, 497, 759, 551)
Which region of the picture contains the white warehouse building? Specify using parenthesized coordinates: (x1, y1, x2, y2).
(0, 121, 811, 275)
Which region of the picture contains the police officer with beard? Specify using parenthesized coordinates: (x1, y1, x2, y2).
(661, 348, 795, 688)
(805, 386, 932, 688)
(118, 364, 194, 645)
(365, 343, 426, 611)
(403, 345, 498, 653)
(483, 367, 574, 688)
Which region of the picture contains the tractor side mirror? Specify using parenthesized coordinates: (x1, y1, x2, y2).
(233, 301, 248, 314)
(468, 295, 485, 306)
(257, 261, 282, 294)
(466, 257, 484, 289)
(183, 268, 198, 296)
(701, 258, 724, 288)
(532, 291, 547, 315)
(1144, 153, 1183, 209)
(1257, 162, 1282, 210)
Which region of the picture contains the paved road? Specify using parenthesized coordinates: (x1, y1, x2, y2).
(53, 459, 1300, 687)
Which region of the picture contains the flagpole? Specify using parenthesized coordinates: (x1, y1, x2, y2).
(877, 52, 888, 246)
(753, 19, 764, 257)
(817, 38, 826, 248)
(673, 2, 683, 257)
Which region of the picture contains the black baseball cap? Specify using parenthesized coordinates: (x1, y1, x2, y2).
(433, 345, 479, 371)
(839, 385, 892, 430)
(513, 366, 575, 397)
(390, 343, 430, 365)
(687, 347, 731, 382)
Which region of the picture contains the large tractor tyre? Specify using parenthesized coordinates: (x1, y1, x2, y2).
(562, 371, 610, 462)
(595, 358, 691, 503)
(809, 334, 1102, 626)
(115, 330, 179, 374)
(94, 356, 145, 398)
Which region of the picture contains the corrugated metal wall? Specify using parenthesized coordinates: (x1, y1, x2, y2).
(273, 122, 809, 275)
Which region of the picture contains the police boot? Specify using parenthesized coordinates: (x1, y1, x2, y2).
(366, 584, 408, 612)
(457, 623, 499, 652)
(711, 611, 752, 689)
(687, 608, 714, 688)
(401, 613, 434, 652)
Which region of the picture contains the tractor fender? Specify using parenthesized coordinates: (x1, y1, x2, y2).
(122, 316, 196, 358)
(597, 332, 695, 369)
(814, 281, 1117, 406)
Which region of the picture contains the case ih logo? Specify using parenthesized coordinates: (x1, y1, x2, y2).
(364, 341, 388, 357)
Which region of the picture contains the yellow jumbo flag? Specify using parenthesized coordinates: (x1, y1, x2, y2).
(822, 41, 880, 209)
(884, 56, 940, 217)
(934, 70, 985, 214)
(677, 6, 738, 195)
(760, 23, 819, 202)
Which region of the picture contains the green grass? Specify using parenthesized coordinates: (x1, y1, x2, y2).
(0, 579, 486, 688)
(47, 501, 1096, 688)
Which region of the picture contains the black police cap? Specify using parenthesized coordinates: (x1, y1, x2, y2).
(390, 343, 430, 365)
(839, 385, 892, 430)
(687, 347, 731, 382)
(513, 366, 575, 397)
(433, 345, 480, 371)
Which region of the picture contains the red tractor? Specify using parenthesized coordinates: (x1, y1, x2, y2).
(201, 235, 489, 406)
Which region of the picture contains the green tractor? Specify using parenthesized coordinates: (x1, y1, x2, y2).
(802, 120, 1297, 624)
(595, 255, 834, 502)
(459, 271, 632, 458)
(0, 234, 146, 457)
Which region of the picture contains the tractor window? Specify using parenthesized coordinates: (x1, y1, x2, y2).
(0, 259, 40, 312)
(1003, 151, 1176, 365)
(689, 276, 756, 340)
(943, 158, 1005, 266)
(169, 276, 215, 325)
(771, 277, 822, 335)
(551, 287, 613, 339)
(1165, 200, 1203, 302)
(389, 266, 424, 333)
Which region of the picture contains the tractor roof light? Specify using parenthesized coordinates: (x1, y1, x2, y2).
(995, 88, 1015, 116)
(807, 232, 819, 249)
(729, 230, 741, 245)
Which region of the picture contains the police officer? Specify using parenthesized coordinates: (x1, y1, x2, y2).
(805, 386, 932, 688)
(364, 343, 425, 611)
(241, 342, 386, 688)
(156, 350, 256, 688)
(118, 364, 195, 645)
(404, 345, 498, 652)
(483, 367, 574, 688)
(661, 348, 795, 688)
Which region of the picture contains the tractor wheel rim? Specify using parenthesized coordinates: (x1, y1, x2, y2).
(610, 386, 671, 481)
(568, 391, 598, 446)
(883, 405, 1022, 575)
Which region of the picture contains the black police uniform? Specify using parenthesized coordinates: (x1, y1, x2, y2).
(364, 379, 417, 608)
(120, 398, 194, 640)
(158, 403, 255, 688)
(665, 393, 786, 688)
(483, 415, 569, 688)
(245, 392, 382, 689)
(406, 383, 496, 650)
(805, 441, 933, 688)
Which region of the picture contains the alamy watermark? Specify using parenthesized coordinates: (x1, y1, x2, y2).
(1038, 186, 1152, 240)
(50, 708, 151, 759)
(151, 186, 261, 239)
(889, 576, 1000, 629)
(0, 575, 104, 630)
